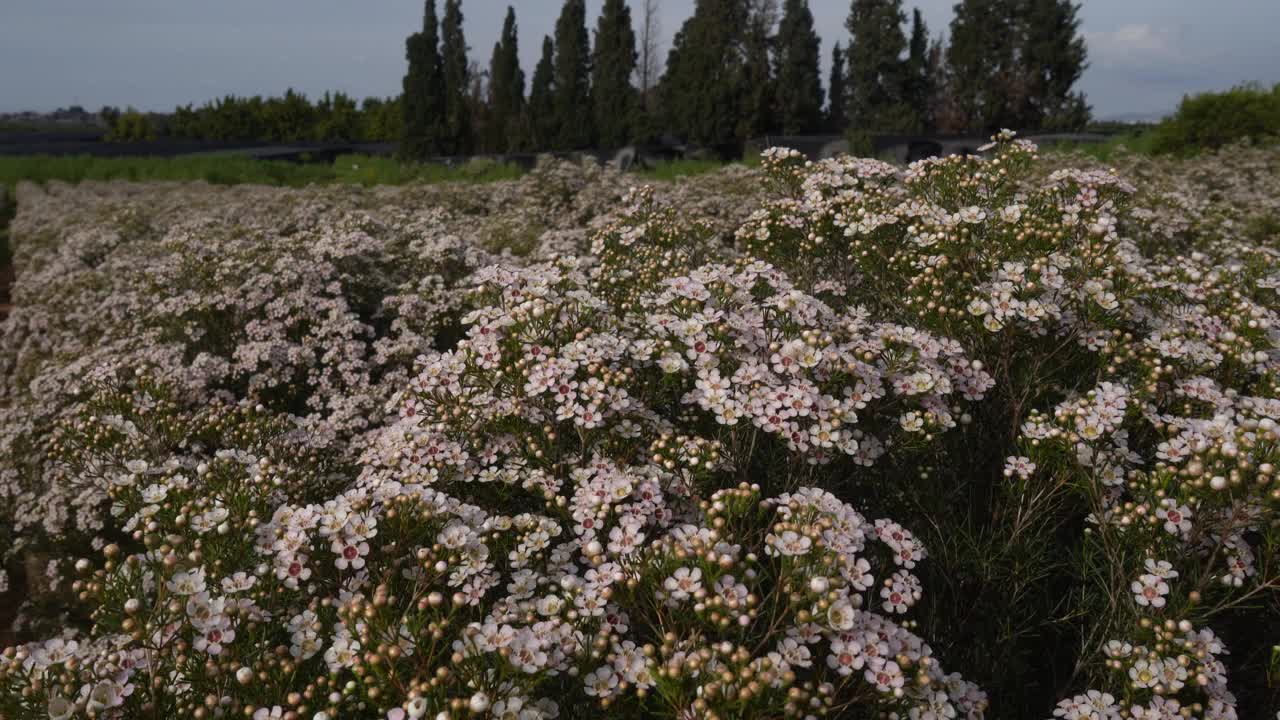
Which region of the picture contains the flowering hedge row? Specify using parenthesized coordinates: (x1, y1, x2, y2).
(0, 141, 1276, 719)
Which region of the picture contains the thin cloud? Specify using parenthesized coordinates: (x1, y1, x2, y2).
(1086, 23, 1176, 61)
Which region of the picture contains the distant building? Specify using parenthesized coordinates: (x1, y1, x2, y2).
(0, 108, 106, 128)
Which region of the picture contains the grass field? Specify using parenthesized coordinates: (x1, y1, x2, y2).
(0, 153, 526, 191)
(1052, 131, 1160, 162)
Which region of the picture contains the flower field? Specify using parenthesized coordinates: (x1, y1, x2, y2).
(0, 138, 1277, 719)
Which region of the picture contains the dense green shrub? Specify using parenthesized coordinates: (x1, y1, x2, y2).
(0, 154, 525, 190)
(102, 110, 156, 143)
(1150, 83, 1280, 155)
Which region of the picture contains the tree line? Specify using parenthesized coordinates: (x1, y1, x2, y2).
(100, 91, 403, 143)
(402, 0, 1090, 159)
(99, 0, 1089, 154)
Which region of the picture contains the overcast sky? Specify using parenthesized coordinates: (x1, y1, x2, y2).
(2, 0, 1278, 120)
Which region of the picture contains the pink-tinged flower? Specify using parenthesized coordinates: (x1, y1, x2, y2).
(827, 637, 864, 676)
(332, 537, 370, 570)
(1155, 500, 1192, 537)
(662, 567, 702, 601)
(1131, 573, 1169, 608)
(584, 666, 619, 697)
(864, 660, 905, 692)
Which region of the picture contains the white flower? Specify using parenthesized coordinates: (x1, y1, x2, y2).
(47, 696, 74, 720)
(827, 637, 863, 675)
(766, 530, 813, 556)
(826, 599, 856, 631)
(83, 680, 131, 712)
(1131, 573, 1169, 608)
(663, 567, 703, 601)
(1003, 456, 1036, 480)
(166, 567, 207, 596)
(584, 666, 619, 697)
(1155, 500, 1192, 537)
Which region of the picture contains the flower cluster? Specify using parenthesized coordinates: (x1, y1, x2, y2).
(1052, 620, 1236, 720)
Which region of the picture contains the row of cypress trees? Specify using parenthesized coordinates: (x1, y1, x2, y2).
(402, 0, 642, 157)
(833, 0, 1089, 136)
(401, 0, 1090, 159)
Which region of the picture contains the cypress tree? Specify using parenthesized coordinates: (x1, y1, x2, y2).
(660, 0, 751, 147)
(929, 34, 965, 132)
(947, 0, 1016, 131)
(400, 0, 447, 160)
(904, 8, 932, 131)
(591, 0, 639, 149)
(845, 0, 911, 132)
(738, 2, 777, 140)
(774, 0, 824, 135)
(947, 0, 1089, 132)
(827, 42, 848, 132)
(529, 36, 557, 150)
(1020, 0, 1089, 130)
(487, 7, 526, 152)
(552, 0, 594, 150)
(440, 0, 473, 154)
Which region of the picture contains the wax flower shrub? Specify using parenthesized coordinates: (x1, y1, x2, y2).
(0, 166, 767, 641)
(2, 138, 1279, 719)
(1054, 141, 1280, 259)
(736, 135, 1280, 716)
(0, 181, 489, 567)
(0, 242, 992, 717)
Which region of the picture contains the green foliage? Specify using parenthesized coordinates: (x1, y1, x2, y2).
(1148, 83, 1280, 155)
(166, 89, 375, 143)
(0, 154, 335, 188)
(1018, 0, 1089, 131)
(775, 0, 824, 135)
(528, 36, 558, 151)
(737, 2, 777, 140)
(0, 121, 100, 135)
(140, 90, 401, 145)
(843, 126, 875, 157)
(401, 0, 448, 159)
(0, 154, 524, 190)
(1057, 87, 1280, 160)
(330, 155, 524, 185)
(591, 0, 639, 149)
(440, 0, 474, 155)
(103, 109, 156, 142)
(946, 0, 1089, 132)
(359, 96, 404, 142)
(904, 8, 933, 132)
(1051, 131, 1159, 162)
(486, 7, 526, 153)
(310, 92, 361, 142)
(946, 0, 1016, 131)
(552, 0, 594, 150)
(827, 41, 848, 132)
(845, 0, 912, 132)
(660, 0, 751, 147)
